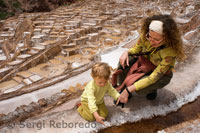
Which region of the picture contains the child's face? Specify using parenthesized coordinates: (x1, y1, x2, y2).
(94, 77, 108, 87)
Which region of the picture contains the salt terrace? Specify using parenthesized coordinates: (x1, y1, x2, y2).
(0, 1, 142, 99)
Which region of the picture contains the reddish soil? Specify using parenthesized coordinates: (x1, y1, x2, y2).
(98, 96, 200, 133)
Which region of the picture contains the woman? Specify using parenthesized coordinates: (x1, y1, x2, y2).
(113, 14, 185, 104)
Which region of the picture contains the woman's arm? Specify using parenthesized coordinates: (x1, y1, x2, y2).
(117, 85, 136, 104)
(119, 38, 143, 69)
(119, 50, 129, 69)
(134, 55, 175, 91)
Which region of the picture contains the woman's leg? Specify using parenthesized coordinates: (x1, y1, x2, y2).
(117, 55, 138, 85)
(136, 73, 173, 96)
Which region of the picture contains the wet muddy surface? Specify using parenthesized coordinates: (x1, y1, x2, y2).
(99, 96, 200, 133)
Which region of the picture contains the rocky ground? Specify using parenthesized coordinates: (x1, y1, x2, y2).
(0, 0, 78, 20)
(0, 0, 200, 132)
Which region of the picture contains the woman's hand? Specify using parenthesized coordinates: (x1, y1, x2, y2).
(93, 112, 105, 125)
(117, 85, 136, 104)
(119, 51, 129, 69)
(117, 90, 129, 104)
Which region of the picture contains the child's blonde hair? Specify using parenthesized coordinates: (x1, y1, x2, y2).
(91, 62, 111, 80)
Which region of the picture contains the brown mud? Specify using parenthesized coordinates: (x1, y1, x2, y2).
(99, 96, 200, 133)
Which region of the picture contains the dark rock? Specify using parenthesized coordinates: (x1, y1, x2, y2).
(0, 114, 6, 124)
(15, 106, 26, 116)
(38, 98, 47, 107)
(3, 112, 16, 122)
(195, 3, 200, 10)
(29, 102, 40, 111)
(0, 0, 79, 20)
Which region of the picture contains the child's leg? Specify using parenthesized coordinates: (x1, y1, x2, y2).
(77, 102, 95, 121)
(97, 102, 108, 119)
(77, 102, 108, 121)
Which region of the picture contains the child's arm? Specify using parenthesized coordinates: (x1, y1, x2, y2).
(93, 112, 105, 125)
(107, 83, 120, 100)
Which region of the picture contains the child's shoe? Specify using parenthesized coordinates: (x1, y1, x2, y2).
(74, 101, 82, 109)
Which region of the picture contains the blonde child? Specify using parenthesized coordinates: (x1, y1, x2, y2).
(77, 62, 121, 125)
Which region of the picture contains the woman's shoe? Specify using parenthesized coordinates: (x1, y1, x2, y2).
(146, 91, 157, 100)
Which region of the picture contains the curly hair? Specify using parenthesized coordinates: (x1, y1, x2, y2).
(140, 14, 185, 61)
(91, 62, 111, 80)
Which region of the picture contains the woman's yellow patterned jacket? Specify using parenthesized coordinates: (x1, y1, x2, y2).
(128, 38, 177, 91)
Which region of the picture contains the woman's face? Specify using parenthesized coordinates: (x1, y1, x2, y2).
(146, 30, 164, 47)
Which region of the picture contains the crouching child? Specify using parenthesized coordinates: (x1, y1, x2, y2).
(77, 62, 121, 125)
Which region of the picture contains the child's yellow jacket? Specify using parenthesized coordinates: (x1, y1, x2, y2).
(81, 80, 120, 113)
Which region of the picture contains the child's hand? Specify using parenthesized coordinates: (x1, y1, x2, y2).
(93, 112, 105, 125)
(96, 115, 105, 125)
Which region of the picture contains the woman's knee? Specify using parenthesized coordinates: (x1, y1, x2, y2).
(136, 73, 173, 95)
